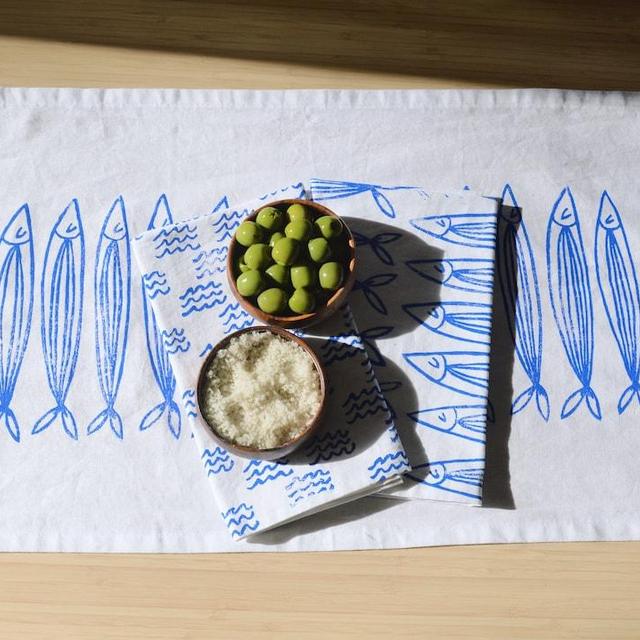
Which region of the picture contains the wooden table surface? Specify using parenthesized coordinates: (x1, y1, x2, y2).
(1, 2, 640, 638)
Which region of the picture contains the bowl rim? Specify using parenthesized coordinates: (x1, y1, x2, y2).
(226, 198, 356, 327)
(196, 325, 328, 458)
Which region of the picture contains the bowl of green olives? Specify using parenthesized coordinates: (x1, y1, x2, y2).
(227, 199, 356, 328)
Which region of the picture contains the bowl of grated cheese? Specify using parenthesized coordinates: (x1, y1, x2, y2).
(196, 326, 327, 460)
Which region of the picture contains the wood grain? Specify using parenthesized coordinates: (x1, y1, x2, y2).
(1, 2, 640, 639)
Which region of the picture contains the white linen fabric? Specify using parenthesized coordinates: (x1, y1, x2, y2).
(0, 88, 639, 551)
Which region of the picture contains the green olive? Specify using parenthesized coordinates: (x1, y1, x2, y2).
(289, 288, 316, 314)
(235, 221, 262, 247)
(287, 203, 310, 223)
(256, 206, 284, 232)
(272, 237, 300, 266)
(265, 264, 290, 288)
(236, 254, 251, 274)
(244, 243, 272, 270)
(236, 270, 264, 297)
(269, 231, 285, 248)
(285, 219, 313, 242)
(257, 287, 287, 315)
(315, 215, 342, 239)
(308, 237, 332, 263)
(290, 264, 317, 289)
(319, 261, 344, 290)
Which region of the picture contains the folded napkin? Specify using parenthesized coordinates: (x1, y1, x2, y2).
(132, 183, 410, 539)
(309, 180, 500, 504)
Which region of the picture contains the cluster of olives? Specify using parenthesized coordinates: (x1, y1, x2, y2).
(233, 203, 347, 315)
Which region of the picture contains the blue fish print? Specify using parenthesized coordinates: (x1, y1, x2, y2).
(595, 191, 640, 414)
(0, 204, 34, 442)
(192, 247, 227, 279)
(142, 271, 170, 299)
(310, 178, 427, 219)
(221, 503, 259, 538)
(243, 459, 293, 490)
(139, 195, 181, 439)
(406, 258, 495, 294)
(353, 273, 397, 315)
(546, 187, 600, 419)
(182, 389, 197, 419)
(408, 404, 491, 444)
(33, 200, 85, 440)
(153, 221, 200, 258)
(87, 197, 131, 439)
(180, 280, 226, 317)
(403, 301, 492, 345)
(161, 328, 191, 355)
(409, 458, 484, 501)
(218, 302, 254, 334)
(202, 446, 234, 475)
(367, 451, 409, 482)
(342, 385, 388, 424)
(286, 469, 334, 506)
(410, 212, 497, 249)
(352, 230, 401, 266)
(304, 429, 356, 464)
(497, 185, 549, 420)
(404, 351, 490, 398)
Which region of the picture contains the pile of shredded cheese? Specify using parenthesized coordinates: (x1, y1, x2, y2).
(201, 332, 322, 449)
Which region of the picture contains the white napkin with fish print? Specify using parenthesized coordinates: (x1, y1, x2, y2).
(309, 181, 500, 504)
(132, 183, 410, 539)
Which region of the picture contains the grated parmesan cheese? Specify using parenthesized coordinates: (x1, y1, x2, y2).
(201, 331, 322, 449)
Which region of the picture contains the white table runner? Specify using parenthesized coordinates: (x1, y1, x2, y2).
(1, 88, 639, 551)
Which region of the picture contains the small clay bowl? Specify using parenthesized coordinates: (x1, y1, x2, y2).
(227, 198, 356, 329)
(196, 326, 327, 461)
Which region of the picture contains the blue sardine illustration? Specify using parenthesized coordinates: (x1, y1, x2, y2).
(404, 351, 489, 398)
(497, 184, 549, 420)
(403, 301, 492, 345)
(408, 404, 490, 444)
(140, 195, 181, 438)
(352, 230, 401, 266)
(409, 458, 484, 501)
(32, 200, 85, 439)
(310, 178, 426, 219)
(87, 196, 131, 438)
(406, 258, 494, 294)
(0, 204, 34, 442)
(410, 212, 497, 249)
(595, 191, 640, 414)
(546, 187, 600, 419)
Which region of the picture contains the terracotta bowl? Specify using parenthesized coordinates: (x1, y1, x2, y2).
(196, 326, 327, 460)
(226, 198, 356, 329)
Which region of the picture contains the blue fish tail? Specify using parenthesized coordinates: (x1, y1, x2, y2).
(32, 405, 78, 439)
(561, 386, 601, 420)
(510, 385, 535, 415)
(535, 384, 550, 422)
(139, 400, 181, 439)
(618, 383, 640, 415)
(88, 406, 124, 439)
(0, 407, 20, 442)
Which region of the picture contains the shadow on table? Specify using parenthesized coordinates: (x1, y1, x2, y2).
(2, 0, 639, 89)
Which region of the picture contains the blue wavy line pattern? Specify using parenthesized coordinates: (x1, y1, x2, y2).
(152, 223, 200, 258)
(367, 451, 409, 482)
(192, 247, 227, 280)
(304, 429, 356, 464)
(285, 469, 335, 506)
(182, 388, 198, 419)
(342, 385, 388, 424)
(220, 503, 260, 538)
(218, 302, 254, 334)
(319, 332, 363, 366)
(161, 328, 191, 355)
(179, 280, 227, 317)
(142, 270, 170, 299)
(212, 209, 247, 243)
(202, 446, 235, 475)
(259, 182, 306, 201)
(242, 458, 294, 490)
